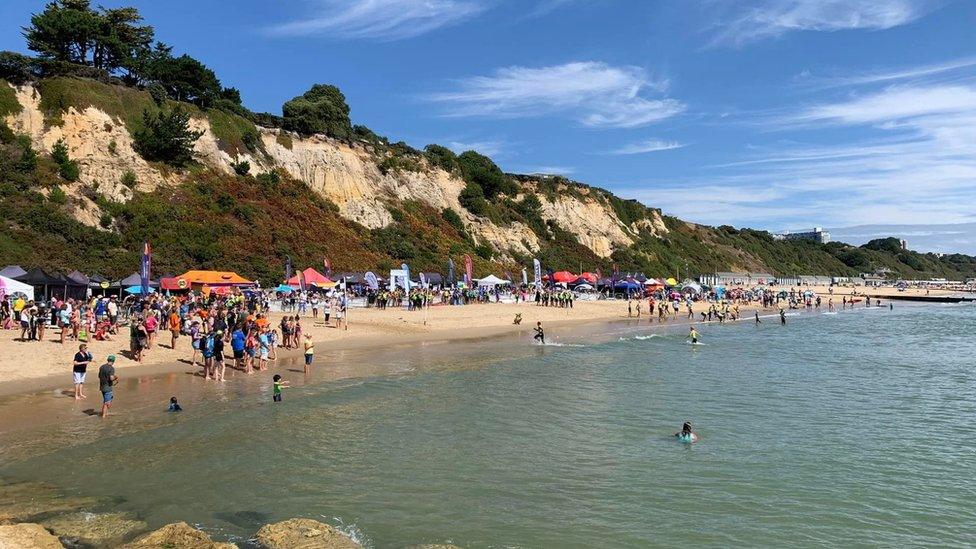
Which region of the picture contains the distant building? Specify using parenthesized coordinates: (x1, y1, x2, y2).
(777, 227, 831, 244)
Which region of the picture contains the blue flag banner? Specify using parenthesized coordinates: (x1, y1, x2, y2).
(533, 258, 541, 291)
(140, 241, 151, 296)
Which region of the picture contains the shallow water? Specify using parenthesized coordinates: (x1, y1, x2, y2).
(2, 303, 975, 547)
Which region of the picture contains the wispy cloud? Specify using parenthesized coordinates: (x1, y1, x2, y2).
(526, 166, 575, 175)
(792, 84, 976, 124)
(447, 140, 504, 157)
(607, 139, 685, 155)
(266, 0, 486, 41)
(801, 56, 976, 88)
(427, 62, 685, 128)
(706, 0, 936, 46)
(623, 81, 976, 233)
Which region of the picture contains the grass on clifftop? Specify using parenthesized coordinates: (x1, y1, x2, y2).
(206, 107, 261, 157)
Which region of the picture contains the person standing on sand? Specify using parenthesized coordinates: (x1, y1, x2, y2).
(303, 333, 315, 374)
(98, 355, 118, 418)
(72, 343, 93, 400)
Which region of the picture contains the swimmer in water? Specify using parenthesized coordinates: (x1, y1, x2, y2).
(533, 321, 545, 344)
(674, 421, 695, 439)
(688, 326, 699, 344)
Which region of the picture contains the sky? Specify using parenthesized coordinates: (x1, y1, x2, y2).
(2, 0, 975, 253)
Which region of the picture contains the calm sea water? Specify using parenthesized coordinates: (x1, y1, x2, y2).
(2, 303, 975, 547)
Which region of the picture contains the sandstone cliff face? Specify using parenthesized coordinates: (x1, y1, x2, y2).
(3, 82, 661, 260)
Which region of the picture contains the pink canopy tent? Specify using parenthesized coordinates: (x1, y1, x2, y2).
(287, 268, 335, 288)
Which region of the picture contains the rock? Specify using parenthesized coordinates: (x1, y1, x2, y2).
(42, 511, 147, 546)
(122, 522, 236, 549)
(0, 481, 97, 523)
(254, 518, 360, 549)
(0, 523, 63, 549)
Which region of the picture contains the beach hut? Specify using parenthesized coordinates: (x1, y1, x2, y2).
(0, 275, 34, 300)
(0, 265, 27, 279)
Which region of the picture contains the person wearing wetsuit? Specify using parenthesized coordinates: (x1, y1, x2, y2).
(533, 322, 545, 344)
(780, 308, 787, 325)
(675, 422, 694, 439)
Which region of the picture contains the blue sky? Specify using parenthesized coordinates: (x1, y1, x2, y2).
(2, 1, 975, 253)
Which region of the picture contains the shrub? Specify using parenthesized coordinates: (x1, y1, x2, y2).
(107, 139, 117, 155)
(120, 169, 137, 188)
(51, 138, 80, 180)
(458, 182, 487, 216)
(17, 140, 37, 172)
(441, 208, 465, 233)
(0, 78, 22, 116)
(231, 160, 250, 176)
(0, 52, 34, 85)
(457, 150, 515, 198)
(99, 211, 112, 228)
(48, 185, 67, 204)
(281, 84, 352, 140)
(0, 121, 14, 144)
(132, 105, 202, 166)
(275, 132, 293, 150)
(475, 243, 493, 260)
(424, 144, 458, 173)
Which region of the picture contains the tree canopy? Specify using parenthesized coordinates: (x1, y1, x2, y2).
(282, 84, 352, 139)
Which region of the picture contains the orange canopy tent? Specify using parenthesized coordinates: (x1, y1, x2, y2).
(286, 268, 336, 288)
(174, 270, 254, 287)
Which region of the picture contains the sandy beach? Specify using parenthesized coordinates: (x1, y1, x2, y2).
(1, 285, 963, 399)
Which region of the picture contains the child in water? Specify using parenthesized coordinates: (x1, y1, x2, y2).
(168, 396, 182, 412)
(272, 374, 289, 402)
(688, 326, 699, 344)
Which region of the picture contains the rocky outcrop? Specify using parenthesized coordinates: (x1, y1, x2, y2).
(42, 511, 147, 547)
(254, 518, 360, 549)
(122, 521, 237, 549)
(538, 195, 634, 258)
(0, 523, 63, 549)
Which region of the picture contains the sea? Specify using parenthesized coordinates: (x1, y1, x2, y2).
(1, 301, 974, 547)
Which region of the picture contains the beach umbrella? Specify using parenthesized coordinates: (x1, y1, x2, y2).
(665, 277, 678, 286)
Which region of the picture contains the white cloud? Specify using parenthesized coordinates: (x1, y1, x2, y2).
(794, 85, 976, 124)
(427, 62, 684, 128)
(608, 139, 685, 155)
(266, 0, 485, 41)
(806, 56, 976, 88)
(707, 0, 935, 46)
(447, 140, 504, 157)
(622, 82, 976, 234)
(528, 166, 575, 175)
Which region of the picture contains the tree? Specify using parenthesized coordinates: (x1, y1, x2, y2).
(133, 106, 203, 167)
(281, 84, 352, 140)
(146, 53, 222, 107)
(23, 1, 154, 75)
(51, 137, 79, 180)
(456, 150, 515, 198)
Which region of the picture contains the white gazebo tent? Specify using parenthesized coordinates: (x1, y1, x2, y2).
(0, 275, 35, 300)
(476, 274, 511, 286)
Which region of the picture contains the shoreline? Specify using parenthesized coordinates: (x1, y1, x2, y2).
(1, 285, 960, 400)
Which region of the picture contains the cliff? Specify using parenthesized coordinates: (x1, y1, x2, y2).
(2, 77, 974, 282)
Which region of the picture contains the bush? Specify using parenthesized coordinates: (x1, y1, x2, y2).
(441, 208, 465, 233)
(51, 138, 80, 180)
(475, 243, 493, 260)
(120, 169, 137, 188)
(0, 121, 14, 144)
(458, 182, 488, 216)
(107, 139, 117, 155)
(48, 185, 67, 204)
(17, 139, 37, 172)
(424, 144, 459, 173)
(0, 78, 22, 117)
(275, 132, 293, 150)
(231, 160, 250, 176)
(457, 150, 515, 198)
(99, 211, 112, 228)
(59, 159, 80, 181)
(281, 84, 352, 140)
(132, 105, 202, 166)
